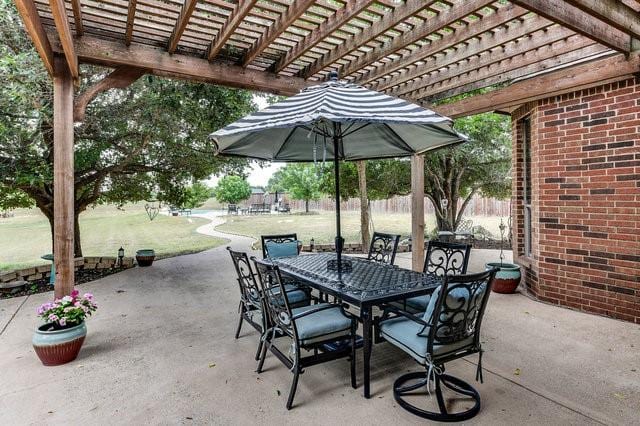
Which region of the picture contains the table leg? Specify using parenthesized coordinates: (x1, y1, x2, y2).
(362, 305, 372, 399)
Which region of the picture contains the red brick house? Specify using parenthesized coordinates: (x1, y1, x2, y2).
(511, 78, 640, 323)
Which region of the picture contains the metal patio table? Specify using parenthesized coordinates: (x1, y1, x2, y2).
(272, 253, 441, 399)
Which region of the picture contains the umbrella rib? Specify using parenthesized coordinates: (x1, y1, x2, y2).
(273, 126, 300, 160)
(383, 123, 415, 154)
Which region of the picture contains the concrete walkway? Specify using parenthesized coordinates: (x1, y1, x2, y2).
(1, 216, 638, 425)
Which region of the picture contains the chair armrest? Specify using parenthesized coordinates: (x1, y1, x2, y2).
(379, 304, 429, 327)
(291, 304, 337, 320)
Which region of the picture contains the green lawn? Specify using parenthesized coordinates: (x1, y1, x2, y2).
(0, 203, 226, 271)
(216, 211, 503, 247)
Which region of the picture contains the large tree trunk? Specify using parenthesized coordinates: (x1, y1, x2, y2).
(304, 199, 309, 213)
(356, 160, 370, 252)
(74, 211, 83, 258)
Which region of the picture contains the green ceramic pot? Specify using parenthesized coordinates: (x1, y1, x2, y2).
(32, 321, 86, 366)
(136, 249, 156, 267)
(486, 262, 521, 294)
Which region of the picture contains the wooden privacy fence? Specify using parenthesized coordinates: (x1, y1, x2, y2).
(288, 195, 510, 217)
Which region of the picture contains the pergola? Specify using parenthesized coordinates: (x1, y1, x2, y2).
(13, 0, 640, 297)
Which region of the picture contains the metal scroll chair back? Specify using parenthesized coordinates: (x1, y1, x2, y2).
(252, 258, 297, 341)
(261, 233, 299, 258)
(427, 269, 495, 359)
(228, 247, 262, 309)
(423, 240, 471, 277)
(367, 232, 401, 265)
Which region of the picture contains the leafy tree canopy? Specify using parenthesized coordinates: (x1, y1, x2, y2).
(268, 164, 323, 212)
(213, 175, 251, 204)
(180, 181, 212, 209)
(0, 0, 256, 255)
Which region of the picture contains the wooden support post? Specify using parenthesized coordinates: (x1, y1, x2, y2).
(411, 155, 425, 272)
(53, 57, 75, 298)
(357, 160, 370, 253)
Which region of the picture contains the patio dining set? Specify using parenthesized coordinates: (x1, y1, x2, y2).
(227, 232, 497, 421)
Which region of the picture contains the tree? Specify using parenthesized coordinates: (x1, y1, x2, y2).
(425, 113, 511, 231)
(269, 164, 323, 213)
(0, 0, 255, 256)
(180, 182, 212, 209)
(213, 175, 251, 205)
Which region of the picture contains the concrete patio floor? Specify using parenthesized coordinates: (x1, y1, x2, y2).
(1, 217, 639, 425)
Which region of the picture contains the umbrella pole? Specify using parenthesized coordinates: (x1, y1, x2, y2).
(333, 122, 343, 272)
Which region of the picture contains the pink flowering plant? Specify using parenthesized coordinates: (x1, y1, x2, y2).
(36, 290, 98, 329)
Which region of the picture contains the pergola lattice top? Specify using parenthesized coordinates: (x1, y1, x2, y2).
(16, 0, 640, 117)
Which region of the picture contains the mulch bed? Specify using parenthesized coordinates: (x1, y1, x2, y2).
(0, 267, 128, 300)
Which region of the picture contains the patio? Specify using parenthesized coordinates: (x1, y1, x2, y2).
(1, 224, 638, 424)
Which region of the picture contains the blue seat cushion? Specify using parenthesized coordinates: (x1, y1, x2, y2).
(292, 303, 353, 345)
(380, 316, 474, 364)
(269, 285, 310, 307)
(405, 294, 431, 312)
(265, 241, 299, 258)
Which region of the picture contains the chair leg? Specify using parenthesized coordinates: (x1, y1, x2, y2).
(350, 325, 357, 389)
(254, 339, 263, 361)
(475, 350, 484, 383)
(286, 364, 300, 410)
(256, 332, 270, 373)
(234, 313, 244, 339)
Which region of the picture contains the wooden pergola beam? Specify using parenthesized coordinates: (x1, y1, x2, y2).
(358, 3, 528, 87)
(14, 0, 55, 75)
(511, 0, 631, 52)
(302, 0, 438, 79)
(125, 0, 137, 46)
(375, 13, 552, 93)
(167, 0, 198, 54)
(564, 0, 640, 40)
(392, 25, 575, 98)
(242, 0, 316, 67)
(48, 32, 308, 95)
(339, 0, 495, 80)
(274, 0, 375, 73)
(70, 0, 84, 36)
(207, 0, 258, 61)
(411, 39, 602, 101)
(432, 53, 640, 118)
(49, 0, 79, 80)
(411, 155, 425, 272)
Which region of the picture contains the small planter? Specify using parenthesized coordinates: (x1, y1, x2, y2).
(32, 322, 87, 366)
(486, 262, 521, 294)
(136, 249, 156, 267)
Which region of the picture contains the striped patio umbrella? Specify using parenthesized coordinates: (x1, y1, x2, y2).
(211, 72, 466, 271)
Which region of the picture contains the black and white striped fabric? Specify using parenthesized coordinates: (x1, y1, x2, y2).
(211, 79, 465, 161)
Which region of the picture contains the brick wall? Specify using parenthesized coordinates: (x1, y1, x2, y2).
(512, 78, 640, 323)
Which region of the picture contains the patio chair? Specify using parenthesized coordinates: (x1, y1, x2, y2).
(367, 232, 401, 265)
(227, 247, 310, 361)
(403, 241, 472, 313)
(455, 219, 474, 242)
(261, 233, 302, 259)
(378, 268, 497, 421)
(252, 258, 357, 410)
(227, 204, 238, 215)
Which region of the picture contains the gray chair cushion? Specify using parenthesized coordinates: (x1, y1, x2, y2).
(405, 294, 431, 312)
(292, 303, 353, 345)
(269, 285, 310, 306)
(380, 316, 474, 364)
(265, 241, 299, 258)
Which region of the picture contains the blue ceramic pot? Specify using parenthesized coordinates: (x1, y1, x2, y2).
(32, 322, 86, 366)
(485, 262, 521, 294)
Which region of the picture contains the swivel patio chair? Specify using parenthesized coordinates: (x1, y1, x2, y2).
(227, 247, 310, 361)
(367, 232, 401, 265)
(252, 258, 357, 410)
(404, 241, 472, 313)
(378, 268, 497, 421)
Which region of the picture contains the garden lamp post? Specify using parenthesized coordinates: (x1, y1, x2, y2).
(118, 246, 125, 268)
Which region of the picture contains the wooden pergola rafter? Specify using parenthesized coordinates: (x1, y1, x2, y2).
(12, 0, 640, 295)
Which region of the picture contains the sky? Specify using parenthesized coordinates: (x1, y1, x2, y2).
(206, 94, 283, 188)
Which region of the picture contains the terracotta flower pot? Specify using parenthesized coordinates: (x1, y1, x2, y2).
(486, 262, 521, 294)
(32, 321, 86, 366)
(136, 249, 156, 267)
